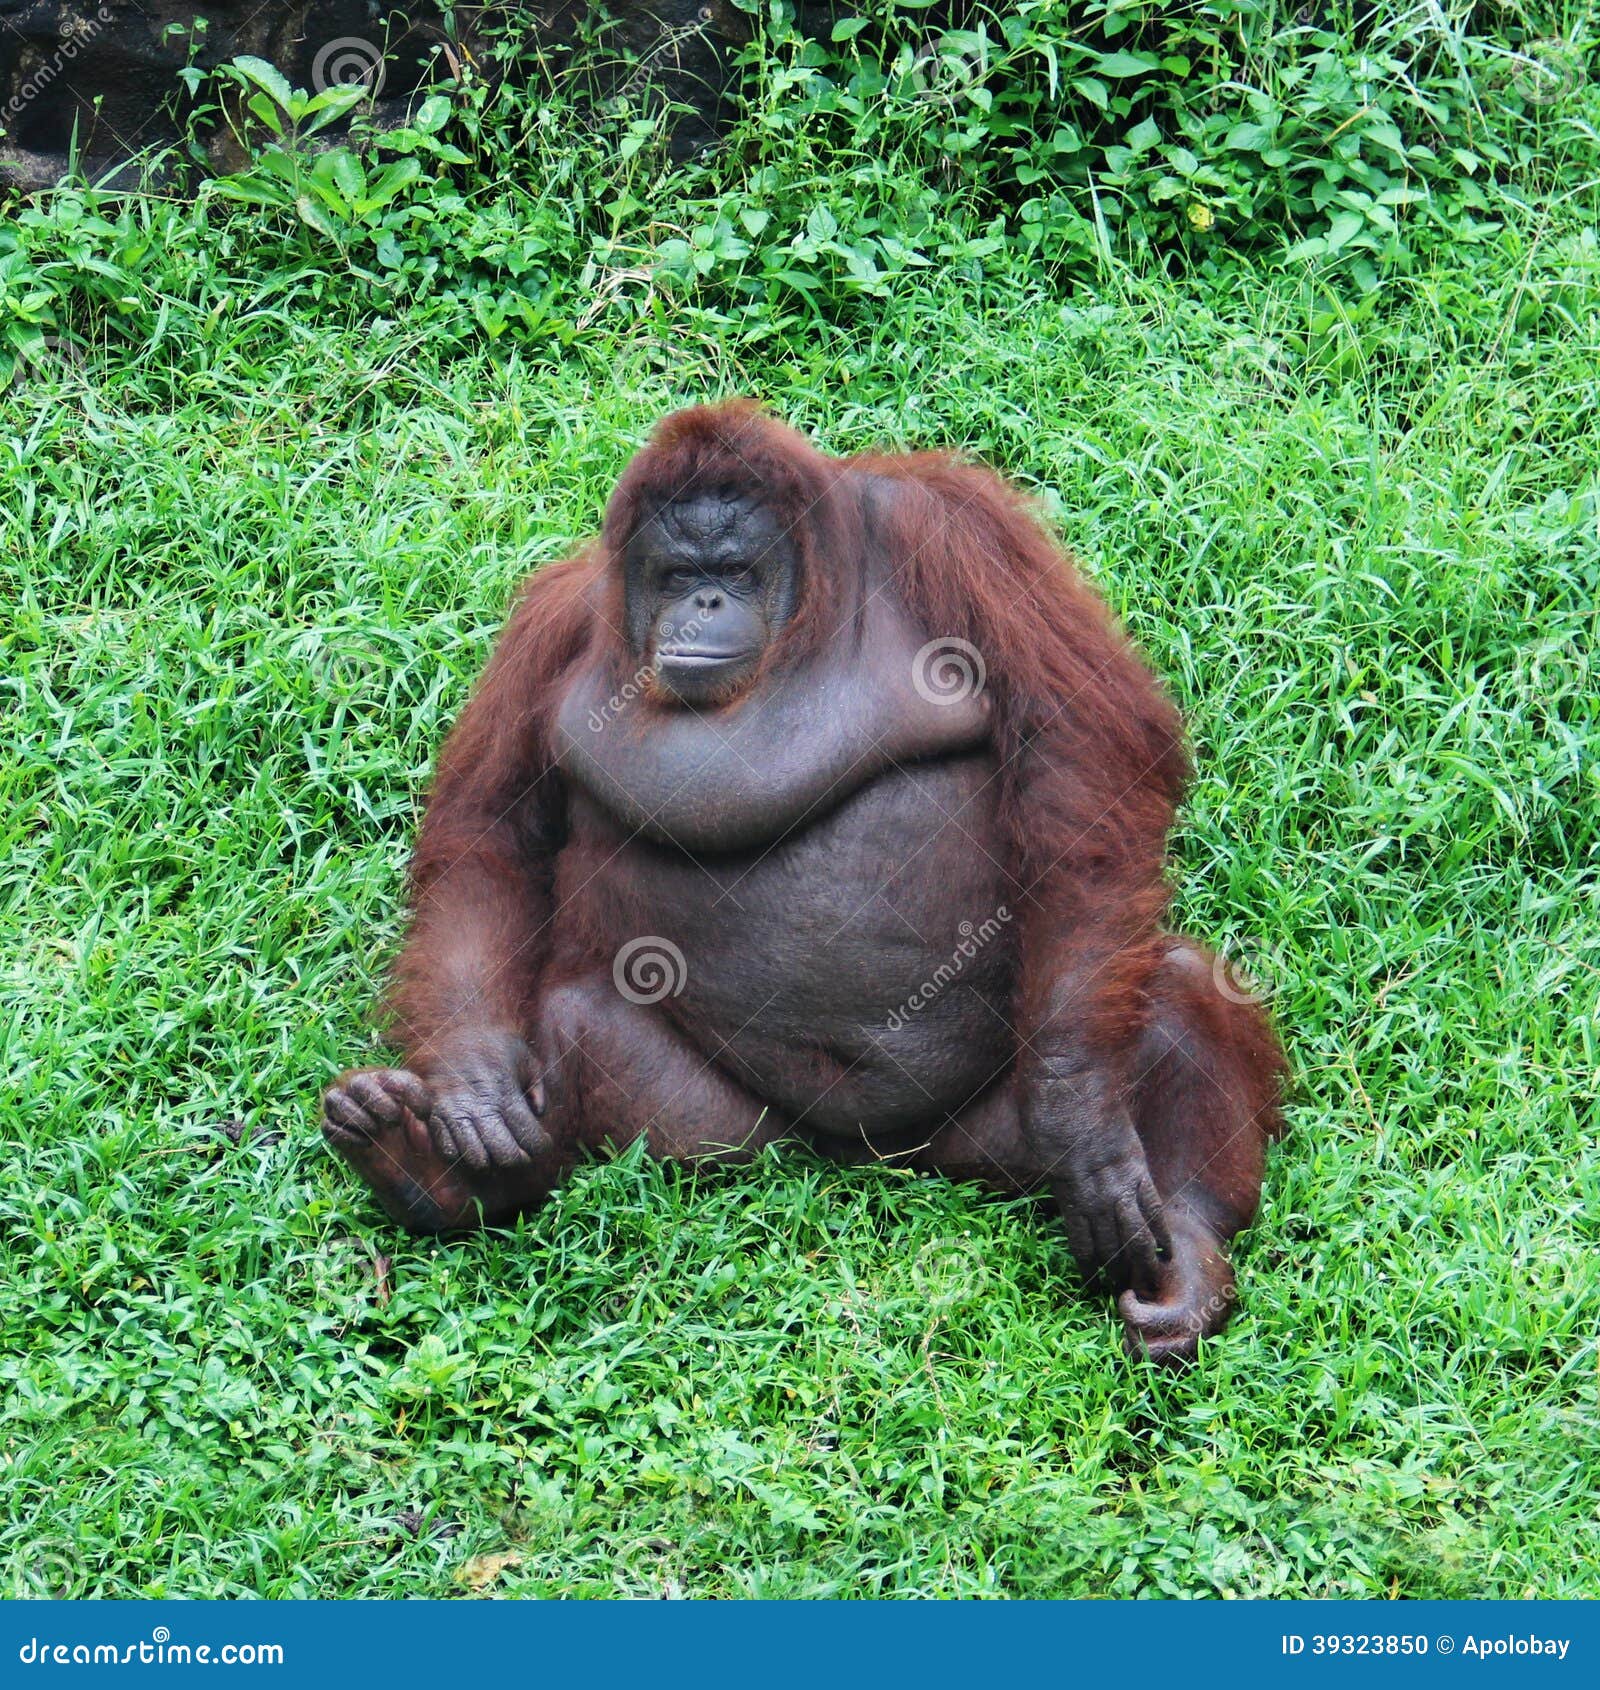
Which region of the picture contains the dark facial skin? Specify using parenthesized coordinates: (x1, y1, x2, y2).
(625, 493, 799, 705)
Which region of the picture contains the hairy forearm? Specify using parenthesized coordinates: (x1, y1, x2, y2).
(388, 838, 553, 1066)
(1019, 900, 1164, 1074)
(1015, 910, 1173, 1291)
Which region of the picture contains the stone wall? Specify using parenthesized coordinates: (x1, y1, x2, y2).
(0, 2, 761, 191)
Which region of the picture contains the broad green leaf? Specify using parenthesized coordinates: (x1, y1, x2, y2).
(232, 55, 294, 111)
(806, 204, 838, 242)
(1325, 210, 1365, 251)
(356, 159, 422, 214)
(1095, 51, 1161, 78)
(413, 94, 452, 133)
(331, 152, 364, 202)
(245, 92, 285, 137)
(295, 195, 340, 239)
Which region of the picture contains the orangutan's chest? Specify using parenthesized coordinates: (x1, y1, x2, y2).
(556, 753, 1017, 1125)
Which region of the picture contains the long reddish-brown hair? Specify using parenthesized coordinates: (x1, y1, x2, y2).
(401, 399, 1189, 1056)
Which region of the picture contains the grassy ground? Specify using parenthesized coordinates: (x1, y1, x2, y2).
(2, 196, 1597, 1596)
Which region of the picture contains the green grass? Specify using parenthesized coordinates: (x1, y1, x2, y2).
(1, 192, 1597, 1597)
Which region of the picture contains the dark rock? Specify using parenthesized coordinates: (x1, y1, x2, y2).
(3, 2, 296, 188)
(0, 1, 782, 192)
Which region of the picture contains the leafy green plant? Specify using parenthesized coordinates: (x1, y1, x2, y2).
(206, 60, 437, 245)
(1, 3, 1593, 381)
(713, 0, 1598, 280)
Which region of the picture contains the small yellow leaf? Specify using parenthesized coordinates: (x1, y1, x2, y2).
(458, 1551, 522, 1591)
